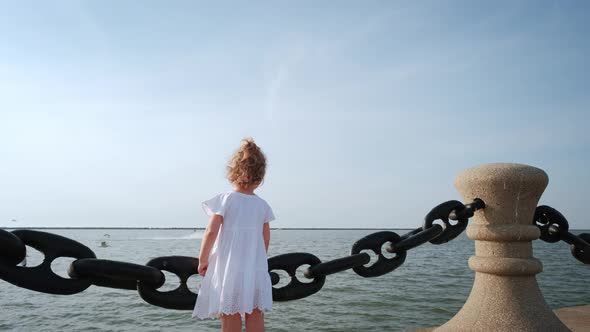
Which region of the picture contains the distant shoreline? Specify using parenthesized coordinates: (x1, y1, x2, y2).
(2, 226, 589, 231)
(1, 226, 414, 230)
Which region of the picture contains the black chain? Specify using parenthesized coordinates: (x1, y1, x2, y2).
(69, 258, 165, 291)
(533, 205, 590, 264)
(423, 198, 485, 244)
(0, 199, 485, 308)
(386, 225, 443, 253)
(268, 253, 326, 301)
(0, 229, 25, 266)
(269, 199, 485, 300)
(0, 230, 96, 295)
(137, 256, 199, 310)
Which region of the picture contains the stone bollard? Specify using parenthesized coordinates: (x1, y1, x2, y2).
(435, 163, 570, 332)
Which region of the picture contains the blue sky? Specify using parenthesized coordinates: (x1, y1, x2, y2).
(0, 1, 588, 228)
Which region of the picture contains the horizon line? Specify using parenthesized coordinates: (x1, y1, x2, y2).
(2, 226, 590, 231)
(2, 226, 415, 230)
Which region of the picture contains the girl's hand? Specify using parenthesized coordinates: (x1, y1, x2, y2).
(198, 261, 208, 276)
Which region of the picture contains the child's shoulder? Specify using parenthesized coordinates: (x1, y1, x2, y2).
(253, 194, 272, 208)
(208, 191, 233, 201)
(224, 191, 271, 206)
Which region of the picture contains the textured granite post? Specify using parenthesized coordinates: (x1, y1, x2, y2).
(435, 163, 570, 332)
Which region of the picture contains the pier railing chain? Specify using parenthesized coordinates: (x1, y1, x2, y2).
(533, 205, 590, 264)
(0, 198, 495, 309)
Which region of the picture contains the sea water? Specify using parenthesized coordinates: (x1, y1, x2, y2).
(0, 229, 588, 332)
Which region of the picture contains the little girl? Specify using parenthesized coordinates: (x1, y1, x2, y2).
(192, 138, 275, 332)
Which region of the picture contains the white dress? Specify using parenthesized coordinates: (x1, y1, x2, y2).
(192, 191, 275, 319)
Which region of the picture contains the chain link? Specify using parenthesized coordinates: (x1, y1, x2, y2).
(350, 231, 407, 277)
(137, 256, 199, 310)
(534, 205, 590, 264)
(0, 230, 96, 295)
(268, 252, 326, 301)
(387, 225, 443, 253)
(69, 258, 165, 291)
(423, 199, 484, 244)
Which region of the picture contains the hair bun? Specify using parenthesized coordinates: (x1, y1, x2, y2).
(242, 137, 255, 148)
(240, 137, 256, 160)
(243, 138, 257, 152)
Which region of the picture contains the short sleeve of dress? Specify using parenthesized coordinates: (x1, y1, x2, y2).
(264, 204, 276, 224)
(202, 193, 228, 217)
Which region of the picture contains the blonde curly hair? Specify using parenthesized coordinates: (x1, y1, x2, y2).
(226, 138, 266, 188)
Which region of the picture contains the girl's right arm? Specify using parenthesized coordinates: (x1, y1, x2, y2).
(198, 214, 223, 276)
(263, 222, 270, 253)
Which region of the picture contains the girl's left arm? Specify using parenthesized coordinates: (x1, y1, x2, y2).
(198, 214, 223, 276)
(263, 222, 270, 253)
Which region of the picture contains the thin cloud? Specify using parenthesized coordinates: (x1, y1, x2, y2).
(264, 45, 306, 122)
